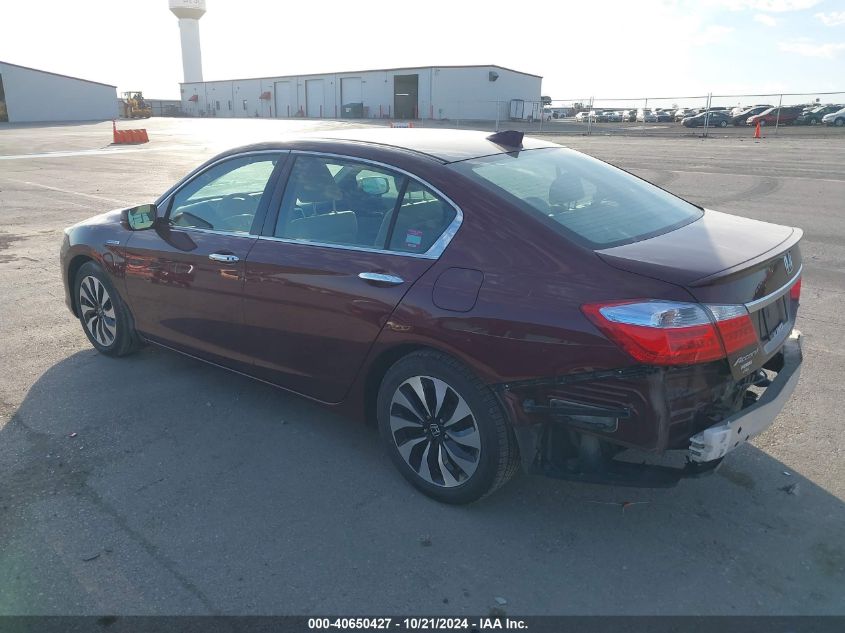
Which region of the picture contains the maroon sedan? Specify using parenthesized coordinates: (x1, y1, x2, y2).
(61, 129, 803, 503)
(746, 106, 803, 126)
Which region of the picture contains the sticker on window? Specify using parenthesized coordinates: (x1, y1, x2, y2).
(405, 229, 423, 249)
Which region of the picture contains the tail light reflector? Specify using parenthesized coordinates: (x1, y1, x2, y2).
(582, 300, 757, 366)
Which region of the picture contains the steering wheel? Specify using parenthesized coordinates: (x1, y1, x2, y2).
(172, 210, 213, 229)
(219, 213, 255, 233)
(218, 193, 252, 215)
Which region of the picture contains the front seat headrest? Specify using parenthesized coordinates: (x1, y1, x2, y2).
(291, 158, 343, 203)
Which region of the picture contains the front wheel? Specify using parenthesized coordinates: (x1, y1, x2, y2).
(377, 350, 519, 504)
(74, 261, 140, 356)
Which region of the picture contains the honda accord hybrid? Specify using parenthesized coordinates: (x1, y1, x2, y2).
(61, 129, 803, 503)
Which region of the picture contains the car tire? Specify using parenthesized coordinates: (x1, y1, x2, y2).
(377, 349, 520, 504)
(719, 120, 728, 127)
(74, 261, 140, 357)
(835, 118, 844, 127)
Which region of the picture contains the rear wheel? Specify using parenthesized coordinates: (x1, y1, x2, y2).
(74, 261, 140, 356)
(719, 120, 728, 127)
(835, 118, 845, 127)
(377, 350, 519, 504)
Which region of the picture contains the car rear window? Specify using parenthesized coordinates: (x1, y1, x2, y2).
(450, 147, 703, 249)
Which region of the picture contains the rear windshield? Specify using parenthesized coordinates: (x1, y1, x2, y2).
(450, 147, 703, 249)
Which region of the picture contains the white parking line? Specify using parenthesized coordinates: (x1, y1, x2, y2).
(0, 177, 130, 205)
(0, 147, 143, 160)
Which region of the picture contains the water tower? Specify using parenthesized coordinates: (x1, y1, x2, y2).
(169, 0, 206, 83)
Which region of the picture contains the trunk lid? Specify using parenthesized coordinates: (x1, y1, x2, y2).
(597, 210, 803, 378)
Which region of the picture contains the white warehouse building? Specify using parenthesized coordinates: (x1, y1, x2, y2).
(180, 65, 542, 122)
(0, 61, 117, 124)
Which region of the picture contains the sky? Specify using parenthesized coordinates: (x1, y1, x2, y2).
(1, 0, 844, 103)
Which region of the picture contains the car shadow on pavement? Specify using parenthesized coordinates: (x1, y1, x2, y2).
(1, 346, 843, 615)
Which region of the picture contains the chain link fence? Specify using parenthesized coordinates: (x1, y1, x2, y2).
(396, 91, 845, 136)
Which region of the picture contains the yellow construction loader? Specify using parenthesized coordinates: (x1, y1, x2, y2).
(121, 91, 152, 119)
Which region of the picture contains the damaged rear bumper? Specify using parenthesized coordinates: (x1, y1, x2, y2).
(504, 330, 803, 488)
(689, 329, 802, 462)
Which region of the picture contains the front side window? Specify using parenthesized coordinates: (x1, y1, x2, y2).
(169, 154, 280, 233)
(451, 147, 703, 249)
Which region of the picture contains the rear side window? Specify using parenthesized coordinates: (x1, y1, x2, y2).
(384, 182, 457, 253)
(451, 147, 703, 249)
(274, 155, 404, 248)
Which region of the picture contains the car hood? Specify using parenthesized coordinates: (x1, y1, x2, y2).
(596, 209, 797, 286)
(66, 209, 125, 232)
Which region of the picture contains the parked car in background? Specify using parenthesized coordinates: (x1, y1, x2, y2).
(575, 111, 594, 122)
(60, 128, 804, 503)
(731, 105, 773, 126)
(593, 110, 609, 122)
(656, 111, 674, 123)
(797, 104, 844, 125)
(674, 108, 696, 122)
(682, 111, 732, 128)
(746, 106, 803, 126)
(822, 107, 845, 126)
(637, 109, 658, 123)
(605, 111, 623, 122)
(621, 109, 638, 122)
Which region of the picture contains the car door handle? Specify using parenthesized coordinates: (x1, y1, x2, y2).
(209, 253, 239, 263)
(358, 272, 404, 286)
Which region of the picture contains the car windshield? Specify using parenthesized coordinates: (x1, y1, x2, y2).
(451, 147, 703, 249)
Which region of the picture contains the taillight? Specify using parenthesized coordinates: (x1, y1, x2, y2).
(789, 277, 801, 301)
(707, 304, 758, 354)
(581, 300, 757, 366)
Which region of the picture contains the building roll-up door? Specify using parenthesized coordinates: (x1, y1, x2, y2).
(340, 77, 363, 118)
(274, 81, 294, 118)
(305, 79, 325, 118)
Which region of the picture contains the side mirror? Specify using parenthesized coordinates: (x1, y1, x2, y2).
(124, 204, 157, 230)
(359, 176, 389, 196)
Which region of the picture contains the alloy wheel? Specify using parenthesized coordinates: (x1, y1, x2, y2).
(79, 275, 117, 346)
(389, 376, 481, 487)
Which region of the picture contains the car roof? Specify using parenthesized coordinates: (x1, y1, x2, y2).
(224, 128, 557, 164)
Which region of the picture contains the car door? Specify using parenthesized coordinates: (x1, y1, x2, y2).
(241, 153, 461, 403)
(123, 151, 288, 368)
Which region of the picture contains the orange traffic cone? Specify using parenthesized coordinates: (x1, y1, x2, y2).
(139, 129, 149, 143)
(754, 121, 761, 139)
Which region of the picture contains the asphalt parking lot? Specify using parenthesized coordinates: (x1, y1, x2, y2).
(0, 118, 843, 615)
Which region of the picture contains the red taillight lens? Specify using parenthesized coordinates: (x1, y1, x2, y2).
(789, 277, 801, 301)
(582, 300, 758, 366)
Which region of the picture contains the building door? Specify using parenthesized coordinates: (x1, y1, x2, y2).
(274, 81, 294, 118)
(305, 79, 325, 118)
(340, 77, 363, 118)
(394, 74, 418, 119)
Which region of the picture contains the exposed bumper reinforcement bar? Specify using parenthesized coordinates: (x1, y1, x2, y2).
(689, 329, 802, 463)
